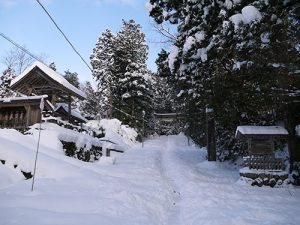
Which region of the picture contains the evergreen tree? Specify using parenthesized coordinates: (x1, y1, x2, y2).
(79, 81, 101, 118)
(90, 29, 115, 118)
(49, 62, 57, 71)
(0, 67, 16, 98)
(113, 20, 153, 132)
(64, 70, 80, 88)
(154, 49, 175, 114)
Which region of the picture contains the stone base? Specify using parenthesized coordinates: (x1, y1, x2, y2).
(240, 167, 288, 187)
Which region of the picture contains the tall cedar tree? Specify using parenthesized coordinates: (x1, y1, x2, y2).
(114, 20, 153, 133)
(64, 70, 80, 88)
(79, 81, 101, 118)
(90, 29, 115, 118)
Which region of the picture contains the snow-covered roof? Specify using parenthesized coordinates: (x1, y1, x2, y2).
(235, 126, 288, 138)
(55, 103, 88, 123)
(0, 95, 48, 103)
(10, 61, 86, 99)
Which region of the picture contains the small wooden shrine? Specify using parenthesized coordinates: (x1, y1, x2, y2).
(0, 61, 86, 129)
(0, 95, 51, 129)
(236, 126, 288, 170)
(54, 103, 87, 124)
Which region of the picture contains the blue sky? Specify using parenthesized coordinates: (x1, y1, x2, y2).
(0, 0, 166, 83)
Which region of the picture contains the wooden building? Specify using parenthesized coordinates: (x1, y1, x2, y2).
(54, 103, 87, 124)
(0, 95, 50, 129)
(0, 61, 86, 129)
(236, 126, 288, 170)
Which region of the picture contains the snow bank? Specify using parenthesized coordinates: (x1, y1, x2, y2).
(85, 119, 138, 150)
(0, 128, 80, 179)
(0, 164, 24, 188)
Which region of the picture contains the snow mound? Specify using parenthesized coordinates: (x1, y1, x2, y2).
(0, 128, 80, 179)
(0, 164, 24, 188)
(85, 119, 138, 150)
(28, 123, 105, 150)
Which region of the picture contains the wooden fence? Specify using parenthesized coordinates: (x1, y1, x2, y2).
(243, 155, 284, 171)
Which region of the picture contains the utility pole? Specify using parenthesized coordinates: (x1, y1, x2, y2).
(31, 97, 44, 191)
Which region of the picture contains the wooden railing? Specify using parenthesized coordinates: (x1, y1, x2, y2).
(243, 155, 284, 171)
(0, 111, 26, 129)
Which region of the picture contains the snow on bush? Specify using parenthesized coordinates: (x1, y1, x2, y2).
(168, 45, 179, 71)
(85, 119, 138, 150)
(29, 123, 103, 151)
(230, 5, 262, 29)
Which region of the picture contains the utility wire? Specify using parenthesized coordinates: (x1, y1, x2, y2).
(0, 32, 42, 62)
(35, 0, 92, 72)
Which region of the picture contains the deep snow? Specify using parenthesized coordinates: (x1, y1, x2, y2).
(0, 133, 300, 225)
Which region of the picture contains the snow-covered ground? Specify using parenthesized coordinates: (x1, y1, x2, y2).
(1, 132, 300, 225)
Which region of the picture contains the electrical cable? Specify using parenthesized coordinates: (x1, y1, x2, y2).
(35, 0, 92, 72)
(0, 32, 42, 62)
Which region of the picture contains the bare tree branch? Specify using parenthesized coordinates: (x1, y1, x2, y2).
(1, 46, 47, 74)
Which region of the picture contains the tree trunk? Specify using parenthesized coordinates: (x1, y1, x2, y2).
(286, 104, 300, 166)
(206, 108, 216, 161)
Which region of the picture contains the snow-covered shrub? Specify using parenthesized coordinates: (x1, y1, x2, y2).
(61, 140, 102, 162)
(85, 119, 138, 149)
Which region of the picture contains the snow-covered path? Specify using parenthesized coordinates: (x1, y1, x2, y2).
(1, 134, 300, 225)
(142, 135, 300, 225)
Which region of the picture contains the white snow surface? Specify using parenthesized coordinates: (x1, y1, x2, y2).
(236, 125, 288, 136)
(0, 133, 300, 225)
(10, 61, 86, 99)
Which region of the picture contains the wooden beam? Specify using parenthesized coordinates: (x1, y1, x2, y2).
(68, 95, 71, 123)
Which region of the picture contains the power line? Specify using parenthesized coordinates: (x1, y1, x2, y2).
(0, 32, 42, 62)
(35, 0, 92, 72)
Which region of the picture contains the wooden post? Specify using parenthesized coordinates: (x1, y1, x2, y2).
(206, 108, 216, 161)
(68, 95, 72, 123)
(52, 93, 56, 106)
(286, 104, 300, 167)
(106, 148, 110, 157)
(25, 105, 31, 127)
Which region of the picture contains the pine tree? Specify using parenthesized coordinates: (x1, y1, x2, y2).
(79, 81, 101, 118)
(0, 67, 16, 98)
(90, 29, 115, 118)
(64, 70, 80, 88)
(49, 62, 57, 71)
(154, 49, 175, 113)
(114, 20, 153, 132)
